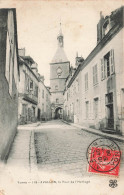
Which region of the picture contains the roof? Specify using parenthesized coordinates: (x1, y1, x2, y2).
(21, 56, 35, 64)
(19, 56, 39, 82)
(51, 47, 68, 64)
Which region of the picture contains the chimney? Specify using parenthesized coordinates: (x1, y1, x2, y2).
(75, 53, 84, 67)
(39, 75, 45, 83)
(97, 12, 104, 44)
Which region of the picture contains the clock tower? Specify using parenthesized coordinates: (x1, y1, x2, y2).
(50, 26, 70, 119)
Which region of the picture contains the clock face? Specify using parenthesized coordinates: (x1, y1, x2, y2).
(57, 67, 62, 76)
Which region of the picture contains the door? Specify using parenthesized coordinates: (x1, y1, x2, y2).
(38, 109, 41, 121)
(107, 104, 114, 129)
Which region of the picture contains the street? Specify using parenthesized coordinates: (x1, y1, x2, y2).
(4, 119, 124, 195)
(33, 120, 124, 177)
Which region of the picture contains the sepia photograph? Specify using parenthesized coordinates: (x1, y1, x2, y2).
(0, 0, 124, 194)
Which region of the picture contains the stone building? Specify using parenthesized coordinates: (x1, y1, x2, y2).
(38, 75, 51, 121)
(18, 50, 39, 124)
(0, 9, 19, 161)
(64, 6, 124, 135)
(50, 27, 70, 119)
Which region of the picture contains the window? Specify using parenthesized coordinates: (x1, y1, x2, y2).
(101, 50, 114, 80)
(42, 90, 44, 98)
(55, 85, 58, 91)
(56, 98, 59, 103)
(102, 18, 111, 37)
(93, 64, 98, 85)
(105, 52, 110, 77)
(85, 101, 89, 119)
(32, 107, 35, 117)
(94, 98, 99, 119)
(34, 84, 38, 96)
(29, 80, 33, 90)
(34, 86, 38, 97)
(105, 92, 113, 105)
(46, 94, 48, 101)
(85, 73, 88, 91)
(42, 103, 44, 113)
(25, 74, 29, 92)
(57, 67, 62, 77)
(22, 104, 27, 116)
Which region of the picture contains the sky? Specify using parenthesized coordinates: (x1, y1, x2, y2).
(0, 0, 124, 86)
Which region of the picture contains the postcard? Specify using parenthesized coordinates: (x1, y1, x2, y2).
(0, 0, 124, 195)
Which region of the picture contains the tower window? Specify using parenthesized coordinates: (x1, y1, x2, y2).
(56, 67, 62, 77)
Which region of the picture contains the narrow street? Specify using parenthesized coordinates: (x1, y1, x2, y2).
(7, 120, 124, 178)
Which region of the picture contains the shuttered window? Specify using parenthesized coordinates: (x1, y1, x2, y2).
(102, 49, 115, 80)
(85, 72, 88, 90)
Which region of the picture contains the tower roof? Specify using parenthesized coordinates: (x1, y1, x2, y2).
(51, 47, 68, 63)
(51, 23, 69, 64)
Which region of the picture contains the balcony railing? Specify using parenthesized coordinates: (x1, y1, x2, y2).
(23, 92, 38, 105)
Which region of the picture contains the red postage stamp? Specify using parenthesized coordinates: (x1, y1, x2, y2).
(87, 138, 121, 176)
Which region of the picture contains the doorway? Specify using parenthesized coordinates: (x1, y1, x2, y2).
(38, 108, 41, 121)
(105, 92, 114, 129)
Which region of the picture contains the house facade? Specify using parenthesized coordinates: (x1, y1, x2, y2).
(18, 52, 39, 124)
(38, 75, 51, 121)
(63, 59, 83, 124)
(0, 9, 19, 161)
(64, 6, 124, 135)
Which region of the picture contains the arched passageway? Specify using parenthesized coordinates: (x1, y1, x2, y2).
(55, 107, 63, 119)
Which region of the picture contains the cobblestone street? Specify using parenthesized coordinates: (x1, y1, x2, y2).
(34, 120, 124, 177)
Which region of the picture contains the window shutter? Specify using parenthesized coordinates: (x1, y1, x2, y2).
(101, 58, 104, 80)
(110, 49, 114, 74)
(5, 32, 10, 83)
(95, 65, 98, 84)
(93, 66, 95, 85)
(104, 58, 107, 79)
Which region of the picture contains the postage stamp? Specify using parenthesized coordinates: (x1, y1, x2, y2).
(86, 138, 121, 176)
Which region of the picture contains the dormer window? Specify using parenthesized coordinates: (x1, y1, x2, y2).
(102, 17, 111, 37)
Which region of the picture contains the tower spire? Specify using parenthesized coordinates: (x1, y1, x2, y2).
(57, 20, 64, 48)
(59, 19, 62, 34)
